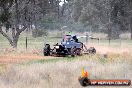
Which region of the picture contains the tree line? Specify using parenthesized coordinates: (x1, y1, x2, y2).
(69, 0, 132, 39)
(0, 0, 132, 48)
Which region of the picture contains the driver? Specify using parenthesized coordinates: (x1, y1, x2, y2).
(72, 35, 78, 42)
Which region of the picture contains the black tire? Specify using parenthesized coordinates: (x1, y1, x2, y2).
(71, 47, 77, 57)
(43, 44, 50, 56)
(88, 47, 96, 54)
(76, 48, 82, 55)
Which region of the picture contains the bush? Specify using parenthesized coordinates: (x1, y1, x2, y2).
(32, 29, 48, 38)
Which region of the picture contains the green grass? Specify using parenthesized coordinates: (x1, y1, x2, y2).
(19, 56, 80, 66)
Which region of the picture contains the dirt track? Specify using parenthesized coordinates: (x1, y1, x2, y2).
(0, 44, 131, 64)
(0, 53, 57, 64)
(0, 55, 41, 64)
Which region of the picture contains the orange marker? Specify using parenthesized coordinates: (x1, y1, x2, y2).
(82, 67, 89, 77)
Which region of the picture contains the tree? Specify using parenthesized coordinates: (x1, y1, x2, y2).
(0, 0, 26, 48)
(0, 0, 59, 48)
(0, 0, 31, 48)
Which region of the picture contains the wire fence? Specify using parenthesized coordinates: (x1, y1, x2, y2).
(0, 33, 132, 51)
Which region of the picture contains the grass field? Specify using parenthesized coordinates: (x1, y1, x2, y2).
(0, 33, 132, 88)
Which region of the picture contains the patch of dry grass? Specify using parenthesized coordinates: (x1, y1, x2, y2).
(0, 54, 131, 88)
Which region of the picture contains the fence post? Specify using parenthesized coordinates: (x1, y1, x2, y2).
(86, 32, 88, 43)
(98, 38, 100, 44)
(108, 28, 111, 46)
(44, 35, 47, 46)
(119, 38, 122, 47)
(25, 28, 28, 50)
(26, 37, 28, 50)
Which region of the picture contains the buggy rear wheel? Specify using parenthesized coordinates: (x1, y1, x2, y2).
(88, 47, 96, 54)
(71, 47, 76, 57)
(71, 47, 82, 57)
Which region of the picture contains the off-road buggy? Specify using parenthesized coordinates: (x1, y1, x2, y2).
(43, 35, 96, 57)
